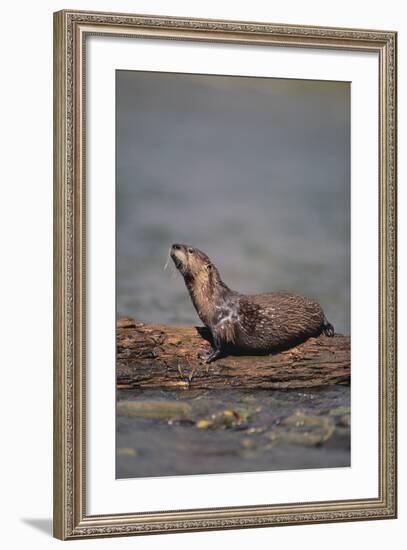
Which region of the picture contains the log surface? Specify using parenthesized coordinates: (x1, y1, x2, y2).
(116, 318, 350, 390)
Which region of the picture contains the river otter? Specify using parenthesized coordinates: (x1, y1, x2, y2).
(170, 243, 335, 363)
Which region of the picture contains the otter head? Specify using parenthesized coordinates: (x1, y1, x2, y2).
(170, 244, 231, 328)
(170, 243, 215, 281)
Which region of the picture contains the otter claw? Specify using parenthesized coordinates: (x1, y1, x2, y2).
(198, 348, 222, 364)
(197, 350, 210, 362)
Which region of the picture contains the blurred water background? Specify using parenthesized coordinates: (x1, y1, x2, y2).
(117, 71, 350, 333)
(116, 71, 350, 478)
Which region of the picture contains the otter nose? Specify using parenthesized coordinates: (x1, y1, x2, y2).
(172, 243, 182, 250)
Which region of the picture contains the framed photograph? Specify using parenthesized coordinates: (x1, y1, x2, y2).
(53, 9, 397, 539)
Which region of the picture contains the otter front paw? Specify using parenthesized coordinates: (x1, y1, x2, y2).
(197, 348, 222, 364)
(197, 349, 212, 362)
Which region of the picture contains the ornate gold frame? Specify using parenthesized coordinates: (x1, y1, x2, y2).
(53, 9, 397, 540)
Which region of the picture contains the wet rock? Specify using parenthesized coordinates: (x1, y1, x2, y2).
(339, 414, 351, 427)
(117, 400, 192, 420)
(266, 411, 335, 447)
(329, 407, 351, 417)
(195, 408, 253, 430)
(117, 447, 138, 457)
(244, 426, 267, 435)
(240, 438, 257, 450)
(242, 394, 256, 402)
(196, 419, 213, 429)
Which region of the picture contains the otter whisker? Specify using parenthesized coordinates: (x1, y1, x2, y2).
(163, 250, 172, 271)
(164, 250, 179, 279)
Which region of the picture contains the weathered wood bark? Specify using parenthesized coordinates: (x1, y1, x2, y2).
(116, 318, 350, 390)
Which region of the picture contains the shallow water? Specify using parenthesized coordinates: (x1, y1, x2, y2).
(117, 386, 350, 478)
(116, 72, 351, 479)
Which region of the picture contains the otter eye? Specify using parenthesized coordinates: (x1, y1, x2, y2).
(188, 247, 194, 254)
(207, 263, 212, 270)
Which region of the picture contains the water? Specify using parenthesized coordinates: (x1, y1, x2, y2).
(117, 387, 350, 478)
(116, 70, 350, 478)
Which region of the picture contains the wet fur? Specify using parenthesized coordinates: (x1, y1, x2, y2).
(170, 244, 334, 361)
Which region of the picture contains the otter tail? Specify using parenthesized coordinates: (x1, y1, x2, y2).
(322, 318, 335, 337)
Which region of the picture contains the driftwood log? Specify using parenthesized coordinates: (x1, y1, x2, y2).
(117, 318, 350, 390)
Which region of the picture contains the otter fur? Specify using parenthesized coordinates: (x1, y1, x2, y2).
(170, 243, 334, 363)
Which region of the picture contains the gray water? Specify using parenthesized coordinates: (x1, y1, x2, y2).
(117, 71, 350, 332)
(116, 70, 350, 478)
(117, 387, 350, 478)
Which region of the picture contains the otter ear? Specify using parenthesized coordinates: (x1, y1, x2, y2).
(207, 263, 212, 270)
